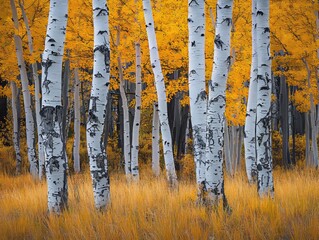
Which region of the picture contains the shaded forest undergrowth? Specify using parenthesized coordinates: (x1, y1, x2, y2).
(0, 169, 318, 239)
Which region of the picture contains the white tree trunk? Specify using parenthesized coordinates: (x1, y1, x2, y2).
(87, 0, 111, 210)
(40, 0, 69, 213)
(303, 59, 319, 168)
(10, 0, 38, 178)
(11, 81, 22, 174)
(73, 68, 81, 173)
(118, 56, 132, 178)
(188, 0, 207, 200)
(131, 43, 142, 180)
(224, 121, 233, 176)
(205, 0, 233, 205)
(244, 0, 258, 184)
(18, 0, 45, 179)
(142, 0, 177, 187)
(152, 103, 160, 177)
(255, 0, 274, 197)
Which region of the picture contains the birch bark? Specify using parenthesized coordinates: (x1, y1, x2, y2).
(152, 103, 160, 177)
(255, 0, 274, 197)
(244, 0, 258, 183)
(73, 68, 81, 173)
(11, 81, 22, 174)
(40, 0, 69, 213)
(205, 0, 233, 205)
(118, 56, 132, 178)
(188, 0, 207, 200)
(142, 0, 177, 187)
(10, 0, 38, 178)
(18, 0, 45, 179)
(131, 43, 142, 180)
(303, 58, 319, 168)
(86, 0, 111, 209)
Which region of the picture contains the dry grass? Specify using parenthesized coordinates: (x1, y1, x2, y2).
(0, 169, 318, 240)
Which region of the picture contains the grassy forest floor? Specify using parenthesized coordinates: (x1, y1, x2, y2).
(0, 169, 319, 239)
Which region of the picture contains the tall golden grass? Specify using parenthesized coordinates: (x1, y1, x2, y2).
(0, 169, 318, 239)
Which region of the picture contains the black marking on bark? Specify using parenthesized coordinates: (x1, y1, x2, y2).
(42, 58, 55, 94)
(221, 18, 232, 26)
(194, 26, 203, 33)
(94, 72, 104, 78)
(187, 18, 194, 23)
(87, 124, 99, 137)
(190, 69, 197, 75)
(188, 0, 199, 6)
(263, 27, 270, 33)
(47, 156, 60, 174)
(214, 34, 224, 50)
(225, 55, 232, 70)
(98, 30, 108, 35)
(210, 95, 226, 104)
(94, 44, 110, 73)
(195, 90, 207, 103)
(94, 8, 108, 16)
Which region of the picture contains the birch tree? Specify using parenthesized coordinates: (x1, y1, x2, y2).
(115, 27, 132, 179)
(18, 0, 45, 179)
(188, 0, 207, 201)
(118, 55, 132, 178)
(244, 0, 258, 184)
(10, 81, 22, 174)
(131, 43, 142, 180)
(73, 68, 81, 173)
(40, 0, 69, 213)
(152, 103, 160, 177)
(87, 0, 111, 209)
(255, 0, 274, 197)
(205, 0, 233, 207)
(10, 0, 38, 178)
(142, 0, 177, 187)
